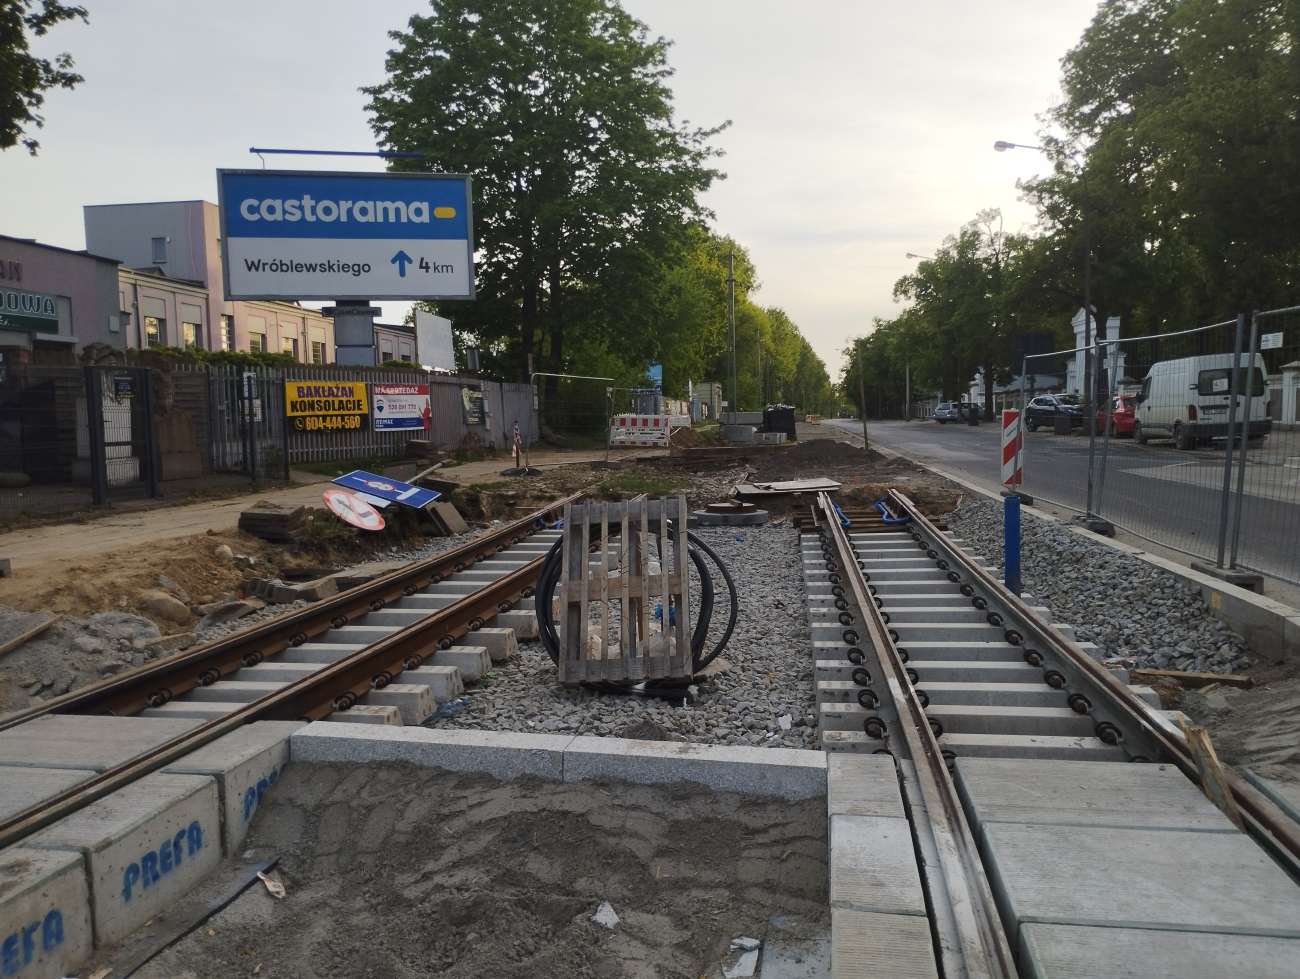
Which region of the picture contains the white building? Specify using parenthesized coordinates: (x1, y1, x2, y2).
(1066, 308, 1125, 396)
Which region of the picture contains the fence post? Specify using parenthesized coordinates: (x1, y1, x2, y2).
(1229, 312, 1259, 568)
(1003, 494, 1022, 597)
(84, 366, 107, 507)
(279, 370, 290, 482)
(1094, 340, 1120, 515)
(1085, 329, 1101, 516)
(1215, 314, 1245, 568)
(140, 367, 160, 499)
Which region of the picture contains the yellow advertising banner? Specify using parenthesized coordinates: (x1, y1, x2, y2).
(284, 380, 368, 432)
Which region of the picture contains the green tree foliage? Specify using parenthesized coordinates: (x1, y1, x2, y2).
(0, 0, 86, 153)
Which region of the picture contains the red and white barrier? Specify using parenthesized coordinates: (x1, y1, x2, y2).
(609, 414, 679, 447)
(1001, 410, 1022, 485)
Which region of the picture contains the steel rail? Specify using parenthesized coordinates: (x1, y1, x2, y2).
(885, 488, 1300, 875)
(0, 493, 578, 731)
(0, 495, 577, 850)
(817, 491, 1016, 979)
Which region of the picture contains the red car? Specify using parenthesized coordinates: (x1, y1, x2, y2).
(1094, 395, 1137, 436)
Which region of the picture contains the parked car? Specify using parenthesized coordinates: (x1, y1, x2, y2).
(934, 402, 983, 423)
(1094, 395, 1137, 437)
(1132, 353, 1272, 449)
(1023, 394, 1083, 432)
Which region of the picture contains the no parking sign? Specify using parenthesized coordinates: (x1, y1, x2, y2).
(322, 488, 385, 531)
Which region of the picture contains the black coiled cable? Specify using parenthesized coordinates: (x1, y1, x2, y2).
(535, 521, 739, 675)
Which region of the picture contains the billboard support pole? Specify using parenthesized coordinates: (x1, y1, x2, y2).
(323, 302, 381, 367)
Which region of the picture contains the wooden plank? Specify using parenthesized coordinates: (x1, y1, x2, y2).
(621, 504, 638, 680)
(562, 502, 584, 684)
(581, 503, 595, 682)
(638, 502, 652, 676)
(674, 495, 693, 678)
(599, 503, 610, 681)
(0, 614, 63, 658)
(1178, 717, 1246, 831)
(1131, 669, 1253, 690)
(563, 576, 687, 601)
(657, 499, 672, 675)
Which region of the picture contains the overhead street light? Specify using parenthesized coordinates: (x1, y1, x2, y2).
(993, 141, 1044, 152)
(905, 252, 929, 259)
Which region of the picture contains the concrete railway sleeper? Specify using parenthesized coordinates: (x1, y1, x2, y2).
(0, 495, 577, 852)
(807, 489, 1300, 977)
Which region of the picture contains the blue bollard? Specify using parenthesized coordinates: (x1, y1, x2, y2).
(1004, 495, 1022, 597)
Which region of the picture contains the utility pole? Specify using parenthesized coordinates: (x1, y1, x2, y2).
(727, 251, 736, 421)
(856, 338, 869, 448)
(904, 363, 911, 421)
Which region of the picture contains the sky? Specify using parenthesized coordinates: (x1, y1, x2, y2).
(1, 0, 1102, 375)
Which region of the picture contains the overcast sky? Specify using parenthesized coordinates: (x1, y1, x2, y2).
(2, 0, 1100, 374)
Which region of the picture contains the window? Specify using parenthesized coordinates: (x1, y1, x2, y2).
(399, 341, 413, 362)
(151, 237, 167, 264)
(311, 341, 325, 365)
(249, 333, 264, 352)
(283, 337, 299, 358)
(180, 303, 202, 349)
(1198, 367, 1265, 398)
(247, 314, 266, 353)
(380, 338, 394, 361)
(221, 315, 233, 351)
(144, 316, 163, 347)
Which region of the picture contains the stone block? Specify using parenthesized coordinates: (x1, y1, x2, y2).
(0, 767, 96, 823)
(435, 645, 492, 679)
(827, 753, 904, 818)
(291, 725, 570, 781)
(0, 848, 92, 979)
(489, 609, 537, 640)
(327, 704, 402, 726)
(361, 683, 435, 725)
(462, 628, 518, 663)
(162, 721, 304, 855)
(23, 773, 220, 948)
(0, 715, 203, 773)
(829, 814, 926, 916)
(402, 665, 464, 702)
(724, 425, 757, 443)
(831, 909, 938, 979)
(562, 737, 826, 800)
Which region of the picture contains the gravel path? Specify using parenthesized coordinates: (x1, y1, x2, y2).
(427, 523, 820, 749)
(946, 499, 1254, 674)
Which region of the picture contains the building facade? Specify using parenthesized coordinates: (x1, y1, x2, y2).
(374, 321, 417, 363)
(0, 234, 119, 361)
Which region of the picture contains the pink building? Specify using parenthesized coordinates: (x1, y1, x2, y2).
(0, 234, 120, 361)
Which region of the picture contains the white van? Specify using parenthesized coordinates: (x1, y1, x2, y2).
(1133, 353, 1272, 449)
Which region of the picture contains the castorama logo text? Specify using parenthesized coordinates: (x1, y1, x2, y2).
(219, 170, 470, 241)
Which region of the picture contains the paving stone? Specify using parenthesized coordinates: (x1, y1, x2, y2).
(22, 773, 220, 948)
(1019, 922, 1300, 979)
(291, 725, 569, 781)
(981, 822, 1300, 951)
(0, 847, 92, 979)
(830, 908, 938, 979)
(0, 767, 96, 823)
(162, 721, 305, 855)
(0, 715, 203, 772)
(955, 757, 1235, 834)
(434, 646, 491, 680)
(828, 815, 926, 916)
(327, 704, 403, 725)
(827, 753, 905, 818)
(562, 737, 826, 800)
(361, 683, 435, 725)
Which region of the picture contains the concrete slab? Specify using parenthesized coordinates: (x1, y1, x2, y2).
(956, 757, 1236, 834)
(460, 627, 518, 663)
(327, 704, 402, 725)
(828, 815, 926, 916)
(362, 683, 435, 724)
(0, 715, 202, 773)
(0, 767, 96, 823)
(981, 822, 1300, 950)
(291, 724, 571, 781)
(562, 737, 826, 800)
(23, 773, 221, 948)
(401, 665, 464, 702)
(0, 847, 92, 979)
(490, 609, 538, 639)
(434, 646, 491, 680)
(830, 909, 938, 979)
(162, 721, 305, 855)
(937, 733, 1125, 761)
(1019, 922, 1300, 979)
(827, 753, 904, 818)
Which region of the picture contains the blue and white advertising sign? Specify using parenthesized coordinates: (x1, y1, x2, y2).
(331, 470, 440, 510)
(217, 169, 474, 301)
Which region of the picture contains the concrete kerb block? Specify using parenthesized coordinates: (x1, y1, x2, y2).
(561, 737, 827, 801)
(22, 773, 220, 948)
(435, 646, 492, 679)
(831, 908, 939, 979)
(459, 627, 518, 664)
(829, 814, 927, 916)
(361, 684, 435, 725)
(162, 721, 305, 856)
(0, 847, 93, 979)
(291, 725, 571, 781)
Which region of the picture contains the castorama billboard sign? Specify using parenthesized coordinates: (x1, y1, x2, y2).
(217, 169, 474, 301)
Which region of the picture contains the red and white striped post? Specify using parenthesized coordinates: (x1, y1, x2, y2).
(1001, 410, 1022, 487)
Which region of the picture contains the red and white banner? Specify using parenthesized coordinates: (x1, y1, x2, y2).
(1001, 410, 1022, 486)
(609, 414, 680, 447)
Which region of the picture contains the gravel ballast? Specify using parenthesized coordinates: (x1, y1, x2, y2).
(946, 498, 1254, 674)
(428, 523, 820, 749)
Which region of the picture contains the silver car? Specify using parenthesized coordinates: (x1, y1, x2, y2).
(934, 402, 981, 424)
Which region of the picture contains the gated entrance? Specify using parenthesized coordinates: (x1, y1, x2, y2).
(83, 366, 159, 505)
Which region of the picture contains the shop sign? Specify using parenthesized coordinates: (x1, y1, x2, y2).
(373, 383, 431, 431)
(284, 380, 367, 432)
(0, 286, 57, 333)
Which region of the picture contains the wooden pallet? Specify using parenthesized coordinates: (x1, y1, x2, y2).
(557, 497, 693, 685)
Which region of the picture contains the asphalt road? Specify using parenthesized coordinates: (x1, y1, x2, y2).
(828, 417, 1299, 582)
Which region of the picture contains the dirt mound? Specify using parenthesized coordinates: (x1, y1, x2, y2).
(670, 426, 727, 449)
(753, 439, 887, 482)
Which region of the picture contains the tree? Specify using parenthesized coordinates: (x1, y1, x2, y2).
(0, 0, 87, 154)
(364, 0, 726, 390)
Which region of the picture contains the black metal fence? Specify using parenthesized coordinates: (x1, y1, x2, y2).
(0, 361, 536, 521)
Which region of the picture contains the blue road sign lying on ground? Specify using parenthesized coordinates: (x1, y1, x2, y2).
(331, 470, 439, 510)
